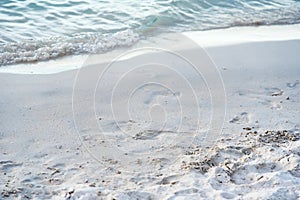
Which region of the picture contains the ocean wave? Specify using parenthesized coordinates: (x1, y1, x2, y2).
(1, 0, 300, 66)
(0, 30, 139, 66)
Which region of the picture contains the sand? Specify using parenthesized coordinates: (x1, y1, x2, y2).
(0, 25, 300, 199)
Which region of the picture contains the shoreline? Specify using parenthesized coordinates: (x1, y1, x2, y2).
(0, 24, 299, 75)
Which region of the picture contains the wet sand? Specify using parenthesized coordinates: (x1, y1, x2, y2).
(0, 25, 300, 199)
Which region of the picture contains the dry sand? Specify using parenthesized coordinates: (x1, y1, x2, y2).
(0, 25, 300, 199)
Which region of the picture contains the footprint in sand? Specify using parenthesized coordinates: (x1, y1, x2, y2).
(214, 167, 231, 184)
(238, 87, 284, 97)
(269, 100, 283, 110)
(174, 188, 199, 195)
(158, 174, 181, 185)
(209, 167, 232, 191)
(238, 87, 285, 110)
(168, 189, 203, 200)
(114, 191, 155, 200)
(132, 129, 164, 140)
(183, 145, 252, 174)
(229, 112, 250, 124)
(144, 90, 181, 105)
(286, 80, 299, 89)
(268, 188, 298, 200)
(253, 98, 282, 110)
(220, 192, 236, 199)
(0, 160, 23, 172)
(230, 162, 280, 185)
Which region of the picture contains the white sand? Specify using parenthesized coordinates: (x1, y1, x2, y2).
(0, 25, 300, 199)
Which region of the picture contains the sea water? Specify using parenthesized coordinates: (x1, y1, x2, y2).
(1, 0, 300, 66)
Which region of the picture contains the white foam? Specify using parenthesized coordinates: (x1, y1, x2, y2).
(0, 30, 139, 66)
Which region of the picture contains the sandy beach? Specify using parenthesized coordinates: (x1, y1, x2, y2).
(0, 25, 300, 199)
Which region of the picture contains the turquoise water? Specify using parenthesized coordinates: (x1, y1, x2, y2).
(1, 0, 300, 65)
